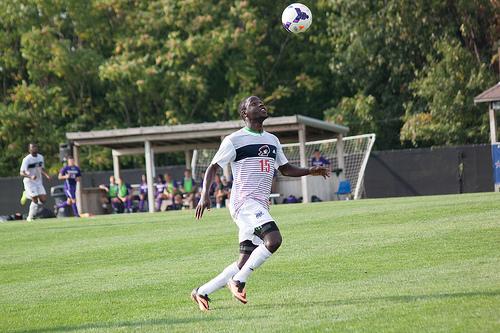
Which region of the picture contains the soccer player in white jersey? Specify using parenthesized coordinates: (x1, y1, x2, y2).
(19, 143, 51, 221)
(191, 96, 330, 311)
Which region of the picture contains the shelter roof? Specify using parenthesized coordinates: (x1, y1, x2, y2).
(474, 82, 500, 103)
(66, 115, 349, 150)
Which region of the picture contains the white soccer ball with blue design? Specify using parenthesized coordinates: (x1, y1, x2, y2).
(281, 3, 312, 34)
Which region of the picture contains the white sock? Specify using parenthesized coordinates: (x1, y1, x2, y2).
(216, 203, 221, 209)
(232, 244, 272, 283)
(28, 201, 38, 219)
(198, 262, 239, 296)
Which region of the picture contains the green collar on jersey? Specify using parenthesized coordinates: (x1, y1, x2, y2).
(244, 126, 264, 136)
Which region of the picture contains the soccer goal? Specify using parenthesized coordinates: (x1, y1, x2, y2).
(281, 134, 376, 199)
(192, 133, 376, 200)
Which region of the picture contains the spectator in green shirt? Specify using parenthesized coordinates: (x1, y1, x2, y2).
(156, 173, 179, 211)
(117, 177, 133, 213)
(99, 175, 120, 213)
(180, 169, 197, 209)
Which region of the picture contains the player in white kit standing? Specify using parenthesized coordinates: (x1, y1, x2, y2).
(19, 143, 51, 221)
(192, 96, 330, 311)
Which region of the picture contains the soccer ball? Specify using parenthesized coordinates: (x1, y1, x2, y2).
(281, 3, 312, 34)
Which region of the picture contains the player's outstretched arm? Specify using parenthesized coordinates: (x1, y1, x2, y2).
(42, 168, 51, 180)
(20, 170, 32, 179)
(195, 163, 221, 220)
(278, 163, 330, 179)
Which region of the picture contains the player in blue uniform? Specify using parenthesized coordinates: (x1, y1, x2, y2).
(57, 156, 82, 217)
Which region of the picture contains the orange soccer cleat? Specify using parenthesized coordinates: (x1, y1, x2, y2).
(227, 279, 247, 304)
(191, 288, 210, 312)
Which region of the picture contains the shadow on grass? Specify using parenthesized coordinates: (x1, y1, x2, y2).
(230, 290, 500, 310)
(11, 291, 498, 332)
(16, 316, 226, 333)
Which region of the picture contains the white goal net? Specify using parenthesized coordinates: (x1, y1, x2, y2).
(192, 133, 376, 200)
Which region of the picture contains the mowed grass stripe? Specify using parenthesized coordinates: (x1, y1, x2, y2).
(0, 192, 499, 332)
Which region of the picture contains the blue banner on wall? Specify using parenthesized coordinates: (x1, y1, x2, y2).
(492, 144, 500, 185)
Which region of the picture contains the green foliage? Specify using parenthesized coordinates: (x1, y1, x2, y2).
(325, 93, 378, 134)
(0, 0, 497, 175)
(401, 39, 494, 146)
(323, 0, 497, 148)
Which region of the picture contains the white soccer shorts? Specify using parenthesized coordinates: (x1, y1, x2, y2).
(233, 199, 275, 245)
(23, 179, 46, 199)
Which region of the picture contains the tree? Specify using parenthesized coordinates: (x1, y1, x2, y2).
(0, 0, 498, 176)
(401, 39, 494, 146)
(322, 0, 497, 148)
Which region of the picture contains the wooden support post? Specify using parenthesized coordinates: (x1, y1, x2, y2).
(185, 150, 193, 170)
(490, 104, 499, 192)
(298, 124, 309, 203)
(145, 141, 155, 213)
(72, 144, 82, 214)
(489, 104, 497, 144)
(191, 149, 198, 179)
(336, 134, 345, 181)
(112, 151, 120, 180)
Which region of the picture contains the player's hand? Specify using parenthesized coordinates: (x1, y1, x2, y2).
(195, 194, 211, 220)
(309, 166, 330, 179)
(30, 175, 36, 180)
(45, 174, 51, 180)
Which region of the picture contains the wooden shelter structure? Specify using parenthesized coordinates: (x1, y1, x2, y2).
(67, 115, 349, 213)
(474, 82, 500, 192)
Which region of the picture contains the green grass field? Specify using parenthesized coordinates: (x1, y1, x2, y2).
(1, 193, 499, 332)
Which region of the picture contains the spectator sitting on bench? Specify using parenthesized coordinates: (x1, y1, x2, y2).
(310, 149, 331, 169)
(99, 176, 121, 213)
(154, 174, 166, 211)
(216, 175, 231, 208)
(180, 169, 197, 209)
(157, 173, 179, 211)
(117, 177, 133, 213)
(213, 175, 229, 208)
(194, 172, 204, 207)
(138, 174, 148, 212)
(167, 193, 184, 211)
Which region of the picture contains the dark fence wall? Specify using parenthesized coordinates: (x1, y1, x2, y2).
(364, 144, 493, 198)
(0, 165, 185, 216)
(0, 144, 495, 215)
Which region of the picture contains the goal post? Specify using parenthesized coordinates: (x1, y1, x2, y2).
(353, 134, 376, 199)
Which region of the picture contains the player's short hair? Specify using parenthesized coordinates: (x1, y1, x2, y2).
(66, 155, 74, 160)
